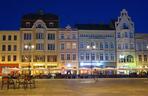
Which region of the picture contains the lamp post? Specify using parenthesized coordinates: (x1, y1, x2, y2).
(24, 44, 35, 76)
(86, 45, 96, 78)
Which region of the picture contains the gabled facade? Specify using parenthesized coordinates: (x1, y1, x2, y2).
(0, 9, 148, 75)
(115, 9, 136, 74)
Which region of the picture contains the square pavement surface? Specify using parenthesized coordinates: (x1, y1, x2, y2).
(0, 78, 148, 96)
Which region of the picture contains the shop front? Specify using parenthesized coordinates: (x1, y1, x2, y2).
(0, 63, 19, 76)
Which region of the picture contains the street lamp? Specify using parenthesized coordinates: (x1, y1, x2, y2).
(24, 44, 35, 76)
(86, 45, 96, 78)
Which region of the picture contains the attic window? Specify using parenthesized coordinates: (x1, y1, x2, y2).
(123, 23, 129, 29)
(49, 22, 54, 27)
(36, 24, 44, 28)
(26, 22, 31, 28)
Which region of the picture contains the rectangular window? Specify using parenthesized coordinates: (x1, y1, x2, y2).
(60, 34, 64, 39)
(105, 42, 108, 48)
(24, 33, 32, 40)
(8, 35, 11, 40)
(100, 53, 103, 60)
(111, 54, 114, 61)
(72, 43, 77, 49)
(2, 35, 6, 41)
(138, 55, 142, 62)
(8, 45, 11, 51)
(8, 55, 11, 61)
(13, 55, 17, 61)
(130, 44, 134, 49)
(48, 44, 55, 50)
(36, 33, 44, 39)
(105, 54, 109, 60)
(72, 54, 76, 60)
(125, 43, 128, 49)
(34, 55, 45, 62)
(117, 33, 120, 38)
(47, 55, 57, 62)
(118, 44, 121, 49)
(2, 45, 6, 51)
(66, 43, 71, 49)
(36, 43, 44, 50)
(86, 53, 89, 60)
(14, 45, 17, 51)
(2, 56, 5, 61)
(80, 54, 84, 60)
(48, 33, 55, 40)
(61, 54, 64, 60)
(66, 54, 70, 60)
(80, 42, 84, 49)
(110, 42, 114, 48)
(14, 35, 17, 40)
(125, 32, 128, 38)
(91, 53, 95, 60)
(100, 42, 103, 50)
(144, 55, 147, 62)
(130, 33, 134, 38)
(72, 34, 76, 39)
(61, 43, 65, 50)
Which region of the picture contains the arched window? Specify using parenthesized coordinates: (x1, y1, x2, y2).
(123, 23, 129, 29)
(127, 55, 134, 62)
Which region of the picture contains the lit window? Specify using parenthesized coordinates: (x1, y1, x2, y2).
(72, 43, 76, 49)
(66, 43, 71, 49)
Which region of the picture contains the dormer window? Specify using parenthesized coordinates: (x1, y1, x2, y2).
(49, 22, 54, 27)
(26, 22, 31, 28)
(32, 20, 47, 29)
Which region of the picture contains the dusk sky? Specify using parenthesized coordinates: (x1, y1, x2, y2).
(0, 0, 147, 33)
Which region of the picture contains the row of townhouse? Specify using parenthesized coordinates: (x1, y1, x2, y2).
(0, 9, 148, 75)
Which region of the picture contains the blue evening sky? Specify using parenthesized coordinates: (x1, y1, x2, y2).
(0, 0, 147, 33)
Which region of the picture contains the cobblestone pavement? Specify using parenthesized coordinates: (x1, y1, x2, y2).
(0, 78, 148, 96)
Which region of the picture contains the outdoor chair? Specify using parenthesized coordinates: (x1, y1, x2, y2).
(1, 76, 9, 89)
(16, 76, 27, 89)
(1, 76, 15, 89)
(26, 76, 36, 88)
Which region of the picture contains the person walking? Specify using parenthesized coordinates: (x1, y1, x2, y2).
(93, 69, 98, 82)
